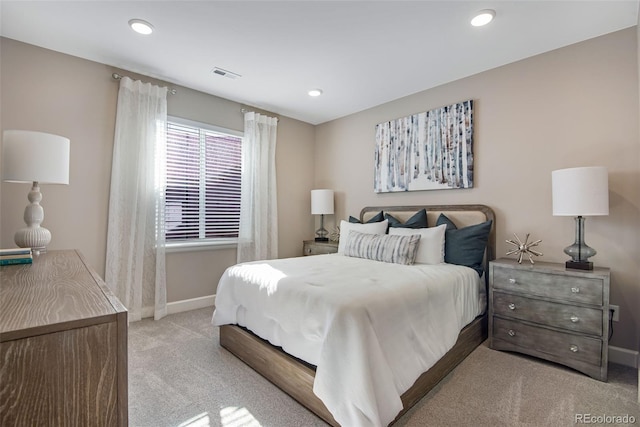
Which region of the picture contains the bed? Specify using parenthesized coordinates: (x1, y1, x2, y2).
(213, 204, 495, 426)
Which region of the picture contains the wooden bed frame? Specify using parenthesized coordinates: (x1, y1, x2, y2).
(220, 204, 496, 426)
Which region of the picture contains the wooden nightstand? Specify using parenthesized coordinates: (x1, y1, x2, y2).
(303, 240, 338, 256)
(489, 258, 610, 381)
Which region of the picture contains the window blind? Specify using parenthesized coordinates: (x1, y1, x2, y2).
(165, 121, 242, 241)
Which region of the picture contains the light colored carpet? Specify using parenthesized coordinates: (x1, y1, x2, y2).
(129, 307, 639, 427)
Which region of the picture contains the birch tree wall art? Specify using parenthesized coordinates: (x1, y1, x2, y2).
(374, 100, 474, 193)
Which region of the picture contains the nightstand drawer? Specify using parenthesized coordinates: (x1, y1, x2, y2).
(493, 292, 602, 335)
(492, 267, 603, 305)
(493, 318, 602, 367)
(303, 240, 338, 256)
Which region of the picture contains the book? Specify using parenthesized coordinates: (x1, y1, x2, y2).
(0, 257, 33, 266)
(0, 253, 34, 261)
(0, 248, 32, 256)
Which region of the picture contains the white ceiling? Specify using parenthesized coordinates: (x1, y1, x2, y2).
(1, 1, 638, 125)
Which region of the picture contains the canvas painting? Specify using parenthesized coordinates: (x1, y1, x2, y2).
(374, 100, 474, 193)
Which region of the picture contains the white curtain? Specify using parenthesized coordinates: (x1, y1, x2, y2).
(105, 77, 168, 321)
(237, 112, 278, 263)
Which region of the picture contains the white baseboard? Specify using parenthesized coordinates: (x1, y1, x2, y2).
(609, 345, 639, 368)
(167, 294, 216, 315)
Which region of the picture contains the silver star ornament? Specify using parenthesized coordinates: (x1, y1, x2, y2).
(506, 233, 543, 264)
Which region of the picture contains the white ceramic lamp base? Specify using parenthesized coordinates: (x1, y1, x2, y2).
(14, 182, 51, 254)
(15, 227, 50, 254)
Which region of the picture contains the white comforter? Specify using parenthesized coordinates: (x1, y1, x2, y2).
(212, 254, 484, 427)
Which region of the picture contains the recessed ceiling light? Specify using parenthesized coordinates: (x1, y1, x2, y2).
(308, 89, 323, 97)
(471, 9, 495, 27)
(129, 19, 154, 35)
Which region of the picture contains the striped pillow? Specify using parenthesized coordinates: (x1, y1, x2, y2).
(343, 231, 421, 265)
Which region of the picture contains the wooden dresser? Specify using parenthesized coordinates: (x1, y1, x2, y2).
(489, 258, 610, 381)
(0, 249, 128, 426)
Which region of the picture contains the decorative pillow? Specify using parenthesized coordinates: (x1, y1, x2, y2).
(337, 219, 389, 254)
(348, 210, 384, 224)
(389, 224, 446, 264)
(385, 209, 428, 228)
(343, 230, 421, 265)
(436, 214, 492, 276)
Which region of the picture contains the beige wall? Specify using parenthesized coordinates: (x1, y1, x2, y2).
(0, 38, 316, 303)
(2, 28, 638, 352)
(315, 28, 640, 352)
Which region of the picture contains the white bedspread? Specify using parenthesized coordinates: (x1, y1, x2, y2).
(212, 254, 484, 427)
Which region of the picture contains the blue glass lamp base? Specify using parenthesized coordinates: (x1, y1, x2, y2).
(315, 214, 329, 242)
(564, 216, 596, 271)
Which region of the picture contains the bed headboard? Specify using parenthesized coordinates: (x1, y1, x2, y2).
(360, 204, 496, 283)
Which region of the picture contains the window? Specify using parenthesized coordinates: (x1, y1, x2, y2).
(165, 118, 242, 248)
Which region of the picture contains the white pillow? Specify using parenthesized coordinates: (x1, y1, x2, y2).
(338, 219, 388, 254)
(389, 223, 446, 264)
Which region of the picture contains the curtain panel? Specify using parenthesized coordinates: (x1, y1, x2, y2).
(105, 76, 168, 321)
(237, 112, 278, 263)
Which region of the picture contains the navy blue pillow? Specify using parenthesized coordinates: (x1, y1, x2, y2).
(349, 210, 384, 224)
(436, 213, 492, 276)
(385, 209, 428, 228)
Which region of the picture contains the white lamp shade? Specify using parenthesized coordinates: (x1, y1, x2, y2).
(311, 189, 334, 215)
(2, 130, 70, 184)
(552, 166, 609, 216)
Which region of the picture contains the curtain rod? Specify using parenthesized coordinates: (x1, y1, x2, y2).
(240, 108, 279, 122)
(111, 73, 177, 95)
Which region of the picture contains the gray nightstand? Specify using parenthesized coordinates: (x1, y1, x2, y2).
(303, 240, 338, 256)
(489, 258, 610, 381)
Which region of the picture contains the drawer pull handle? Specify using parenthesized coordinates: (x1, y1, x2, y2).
(570, 315, 579, 323)
(508, 303, 516, 310)
(571, 287, 580, 293)
(508, 329, 516, 337)
(509, 278, 517, 284)
(570, 345, 579, 353)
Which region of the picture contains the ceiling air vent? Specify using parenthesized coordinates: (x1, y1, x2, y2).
(211, 67, 241, 79)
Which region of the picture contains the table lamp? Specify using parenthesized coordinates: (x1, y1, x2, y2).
(552, 166, 609, 270)
(311, 189, 334, 242)
(2, 130, 70, 254)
